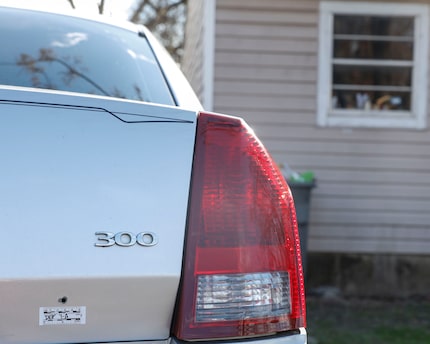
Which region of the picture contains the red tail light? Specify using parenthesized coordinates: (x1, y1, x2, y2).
(173, 112, 306, 340)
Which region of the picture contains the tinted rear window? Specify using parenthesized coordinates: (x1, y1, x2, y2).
(0, 7, 175, 105)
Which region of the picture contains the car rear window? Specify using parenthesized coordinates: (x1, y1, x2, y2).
(0, 7, 175, 105)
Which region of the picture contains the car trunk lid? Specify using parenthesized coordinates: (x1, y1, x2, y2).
(0, 88, 197, 344)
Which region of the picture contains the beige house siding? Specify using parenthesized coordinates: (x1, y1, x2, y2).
(182, 0, 206, 102)
(183, 0, 430, 255)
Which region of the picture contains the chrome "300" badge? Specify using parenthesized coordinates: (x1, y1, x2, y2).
(95, 231, 158, 247)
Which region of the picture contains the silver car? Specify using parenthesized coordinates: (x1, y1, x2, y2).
(0, 5, 307, 344)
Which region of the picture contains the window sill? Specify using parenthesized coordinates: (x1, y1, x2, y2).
(318, 109, 426, 129)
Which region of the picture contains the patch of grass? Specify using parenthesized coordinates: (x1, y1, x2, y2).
(375, 327, 430, 344)
(306, 298, 430, 344)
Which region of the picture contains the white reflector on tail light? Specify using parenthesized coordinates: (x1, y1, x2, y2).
(196, 272, 291, 322)
(173, 112, 306, 340)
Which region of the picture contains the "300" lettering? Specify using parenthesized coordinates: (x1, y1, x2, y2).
(94, 231, 158, 247)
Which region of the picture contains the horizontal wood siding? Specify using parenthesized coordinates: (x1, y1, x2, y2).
(213, 0, 430, 255)
(182, 0, 205, 101)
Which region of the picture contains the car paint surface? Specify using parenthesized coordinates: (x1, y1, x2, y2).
(0, 87, 196, 343)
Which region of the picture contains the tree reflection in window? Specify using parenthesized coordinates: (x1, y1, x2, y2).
(16, 48, 112, 97)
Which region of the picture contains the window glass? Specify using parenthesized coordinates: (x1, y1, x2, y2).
(331, 14, 414, 112)
(333, 40, 413, 60)
(333, 15, 414, 60)
(333, 65, 412, 87)
(0, 7, 175, 105)
(334, 15, 414, 37)
(332, 65, 412, 110)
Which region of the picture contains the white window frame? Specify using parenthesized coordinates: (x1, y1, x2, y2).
(317, 1, 429, 129)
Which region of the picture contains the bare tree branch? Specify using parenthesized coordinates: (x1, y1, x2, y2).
(130, 0, 149, 24)
(129, 0, 187, 62)
(17, 48, 110, 96)
(67, 0, 76, 9)
(98, 0, 105, 14)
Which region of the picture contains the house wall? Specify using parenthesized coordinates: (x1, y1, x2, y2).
(210, 0, 430, 255)
(182, 0, 205, 102)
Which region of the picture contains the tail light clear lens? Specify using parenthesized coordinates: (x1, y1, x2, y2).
(196, 272, 291, 322)
(173, 112, 306, 340)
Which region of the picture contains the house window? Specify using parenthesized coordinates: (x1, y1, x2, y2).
(318, 2, 429, 129)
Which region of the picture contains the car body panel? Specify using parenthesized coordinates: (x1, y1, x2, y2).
(0, 87, 197, 343)
(172, 331, 308, 344)
(92, 331, 308, 344)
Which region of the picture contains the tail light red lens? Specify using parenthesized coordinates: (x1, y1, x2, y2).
(173, 112, 306, 340)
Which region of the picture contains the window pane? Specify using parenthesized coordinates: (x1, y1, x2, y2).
(333, 65, 412, 87)
(332, 90, 410, 111)
(0, 7, 175, 105)
(334, 40, 413, 60)
(334, 15, 414, 37)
